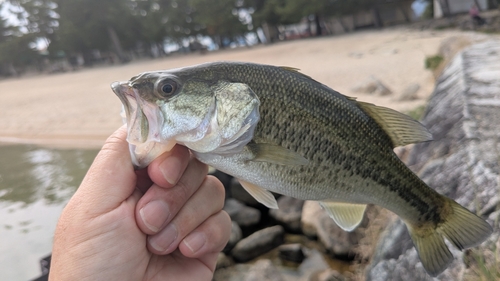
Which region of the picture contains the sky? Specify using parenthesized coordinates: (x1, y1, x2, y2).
(1, 1, 23, 26)
(412, 0, 429, 17)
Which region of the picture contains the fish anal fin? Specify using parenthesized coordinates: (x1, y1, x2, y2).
(239, 180, 278, 209)
(319, 202, 367, 232)
(405, 198, 493, 276)
(356, 101, 433, 147)
(248, 143, 309, 166)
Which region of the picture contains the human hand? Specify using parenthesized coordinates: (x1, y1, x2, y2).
(49, 126, 231, 281)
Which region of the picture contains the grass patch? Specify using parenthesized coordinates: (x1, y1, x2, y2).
(464, 245, 500, 281)
(406, 105, 426, 121)
(425, 55, 444, 71)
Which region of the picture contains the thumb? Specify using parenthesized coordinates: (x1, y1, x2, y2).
(73, 126, 137, 215)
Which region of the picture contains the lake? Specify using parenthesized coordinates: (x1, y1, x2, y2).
(0, 145, 98, 280)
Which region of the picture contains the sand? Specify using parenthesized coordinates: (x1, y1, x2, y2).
(0, 28, 462, 149)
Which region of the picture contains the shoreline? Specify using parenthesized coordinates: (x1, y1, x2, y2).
(0, 29, 467, 150)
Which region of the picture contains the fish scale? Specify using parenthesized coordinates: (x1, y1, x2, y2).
(112, 61, 492, 276)
(213, 63, 431, 210)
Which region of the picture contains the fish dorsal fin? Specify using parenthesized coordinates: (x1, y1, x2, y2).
(239, 180, 279, 209)
(356, 101, 433, 147)
(319, 202, 367, 232)
(279, 66, 314, 80)
(248, 143, 309, 166)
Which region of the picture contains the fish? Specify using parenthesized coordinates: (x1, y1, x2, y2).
(111, 61, 492, 276)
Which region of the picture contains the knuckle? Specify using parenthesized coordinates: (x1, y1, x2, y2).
(171, 180, 192, 204)
(211, 212, 232, 247)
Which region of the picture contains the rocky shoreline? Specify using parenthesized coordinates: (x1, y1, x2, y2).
(211, 39, 500, 281)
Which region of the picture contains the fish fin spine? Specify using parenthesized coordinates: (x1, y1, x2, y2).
(318, 201, 366, 231)
(238, 179, 279, 209)
(405, 198, 492, 276)
(319, 202, 367, 232)
(356, 101, 433, 147)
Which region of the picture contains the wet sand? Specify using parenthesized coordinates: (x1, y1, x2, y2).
(0, 28, 462, 149)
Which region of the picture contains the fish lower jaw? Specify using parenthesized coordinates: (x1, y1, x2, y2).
(129, 140, 176, 169)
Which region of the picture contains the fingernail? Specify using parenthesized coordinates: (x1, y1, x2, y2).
(149, 224, 178, 253)
(140, 201, 170, 233)
(159, 154, 182, 185)
(183, 232, 206, 254)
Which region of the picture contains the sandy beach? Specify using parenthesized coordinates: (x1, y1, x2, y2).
(0, 28, 463, 149)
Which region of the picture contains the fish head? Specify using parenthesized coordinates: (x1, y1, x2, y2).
(112, 67, 260, 168)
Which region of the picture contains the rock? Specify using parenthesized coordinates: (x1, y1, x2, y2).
(301, 200, 323, 237)
(269, 196, 304, 232)
(223, 198, 261, 227)
(223, 221, 242, 252)
(297, 248, 330, 279)
(244, 259, 284, 281)
(231, 225, 285, 262)
(317, 268, 346, 281)
(398, 83, 420, 101)
(367, 40, 500, 280)
(301, 201, 367, 257)
(351, 76, 392, 96)
(278, 243, 305, 263)
(216, 252, 233, 269)
(213, 264, 252, 281)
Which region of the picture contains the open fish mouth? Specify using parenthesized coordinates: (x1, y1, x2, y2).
(111, 81, 176, 169)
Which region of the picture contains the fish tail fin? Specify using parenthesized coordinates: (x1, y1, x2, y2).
(406, 198, 492, 276)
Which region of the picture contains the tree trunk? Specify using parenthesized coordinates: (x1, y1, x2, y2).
(314, 13, 322, 36)
(474, 0, 482, 10)
(399, 4, 410, 22)
(372, 6, 383, 27)
(337, 17, 348, 33)
(107, 26, 127, 63)
(437, 0, 451, 17)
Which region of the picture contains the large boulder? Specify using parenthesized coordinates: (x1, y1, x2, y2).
(244, 259, 284, 281)
(367, 40, 500, 280)
(231, 225, 285, 262)
(269, 196, 304, 232)
(223, 198, 261, 228)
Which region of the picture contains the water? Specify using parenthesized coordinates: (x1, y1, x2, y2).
(0, 145, 98, 281)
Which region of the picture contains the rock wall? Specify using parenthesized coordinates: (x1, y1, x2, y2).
(367, 40, 500, 280)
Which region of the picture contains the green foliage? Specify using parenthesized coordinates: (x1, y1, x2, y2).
(8, 0, 58, 39)
(425, 55, 444, 70)
(50, 0, 136, 53)
(465, 246, 500, 281)
(248, 0, 374, 26)
(405, 105, 426, 121)
(0, 0, 409, 74)
(0, 3, 41, 73)
(421, 0, 434, 19)
(189, 0, 247, 45)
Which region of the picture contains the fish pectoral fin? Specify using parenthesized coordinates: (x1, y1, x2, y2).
(319, 202, 367, 232)
(356, 101, 433, 147)
(239, 180, 278, 209)
(248, 143, 309, 166)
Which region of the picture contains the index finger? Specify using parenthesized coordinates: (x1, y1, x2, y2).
(147, 144, 191, 188)
(73, 126, 136, 215)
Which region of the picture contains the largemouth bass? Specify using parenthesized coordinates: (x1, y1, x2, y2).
(111, 61, 492, 276)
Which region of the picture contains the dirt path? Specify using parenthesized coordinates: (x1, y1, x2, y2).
(0, 28, 463, 148)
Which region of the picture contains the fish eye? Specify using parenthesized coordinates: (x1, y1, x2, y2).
(161, 83, 174, 94)
(156, 78, 178, 98)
